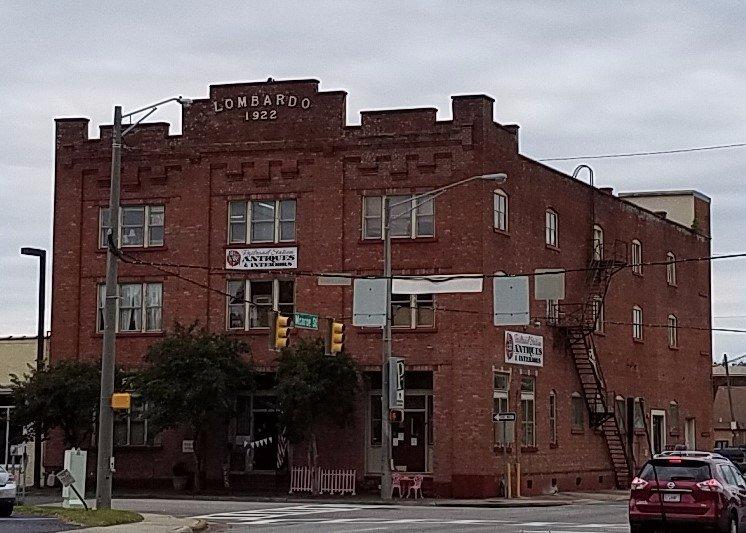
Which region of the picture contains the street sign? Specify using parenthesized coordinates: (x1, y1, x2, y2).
(494, 411, 517, 422)
(293, 312, 318, 330)
(388, 357, 405, 410)
(56, 469, 75, 487)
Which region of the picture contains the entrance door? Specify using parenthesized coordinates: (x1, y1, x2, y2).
(651, 411, 666, 455)
(392, 411, 426, 472)
(685, 418, 696, 450)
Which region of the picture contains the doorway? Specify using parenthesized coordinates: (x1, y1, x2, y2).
(685, 418, 696, 450)
(651, 410, 666, 455)
(392, 410, 426, 472)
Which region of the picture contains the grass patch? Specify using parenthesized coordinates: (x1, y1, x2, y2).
(15, 505, 143, 527)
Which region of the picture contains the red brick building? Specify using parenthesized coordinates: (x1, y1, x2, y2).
(51, 78, 713, 497)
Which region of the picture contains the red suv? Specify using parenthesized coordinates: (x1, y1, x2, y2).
(629, 452, 746, 532)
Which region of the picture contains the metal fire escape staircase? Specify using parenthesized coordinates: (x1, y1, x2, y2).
(557, 241, 633, 488)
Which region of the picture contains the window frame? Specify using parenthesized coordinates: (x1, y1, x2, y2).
(114, 394, 158, 447)
(520, 377, 536, 447)
(571, 392, 585, 432)
(391, 293, 435, 329)
(592, 296, 604, 333)
(493, 189, 508, 232)
(493, 372, 510, 446)
(545, 209, 558, 247)
(631, 239, 642, 275)
(227, 199, 297, 245)
(546, 299, 559, 325)
(361, 195, 435, 240)
(667, 314, 678, 348)
(99, 204, 165, 249)
(666, 252, 677, 286)
(97, 282, 163, 333)
(592, 224, 604, 260)
(549, 390, 557, 446)
(632, 305, 643, 340)
(225, 278, 295, 331)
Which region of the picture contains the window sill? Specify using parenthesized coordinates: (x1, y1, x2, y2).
(493, 446, 513, 453)
(667, 283, 678, 288)
(594, 331, 606, 337)
(114, 444, 163, 451)
(228, 329, 272, 336)
(520, 446, 539, 453)
(668, 345, 679, 351)
(357, 327, 437, 335)
(632, 271, 643, 277)
(98, 246, 168, 253)
(225, 242, 298, 248)
(94, 331, 164, 338)
(549, 442, 558, 449)
(634, 428, 646, 435)
(358, 237, 438, 245)
(545, 244, 560, 252)
(571, 428, 585, 435)
(633, 338, 645, 344)
(493, 228, 510, 237)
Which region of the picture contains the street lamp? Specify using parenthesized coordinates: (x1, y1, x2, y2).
(96, 96, 191, 510)
(20, 247, 46, 488)
(379, 172, 507, 499)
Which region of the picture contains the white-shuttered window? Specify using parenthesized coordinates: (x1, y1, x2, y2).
(362, 195, 435, 239)
(667, 252, 677, 285)
(226, 279, 294, 330)
(494, 190, 508, 231)
(632, 305, 643, 340)
(631, 239, 642, 275)
(97, 282, 162, 333)
(545, 209, 558, 247)
(228, 199, 296, 244)
(668, 314, 678, 348)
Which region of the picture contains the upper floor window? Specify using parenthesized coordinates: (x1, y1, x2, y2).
(493, 190, 508, 232)
(668, 314, 678, 348)
(632, 305, 643, 340)
(666, 252, 677, 285)
(493, 372, 510, 446)
(571, 392, 585, 431)
(392, 293, 434, 329)
(592, 296, 604, 333)
(229, 199, 296, 244)
(549, 390, 557, 446)
(100, 205, 164, 248)
(592, 224, 604, 260)
(520, 377, 536, 446)
(545, 209, 558, 247)
(226, 279, 294, 330)
(546, 299, 559, 325)
(631, 239, 642, 275)
(362, 195, 434, 240)
(97, 282, 162, 333)
(114, 395, 159, 447)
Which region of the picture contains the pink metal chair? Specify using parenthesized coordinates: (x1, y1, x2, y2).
(407, 474, 424, 499)
(391, 472, 404, 498)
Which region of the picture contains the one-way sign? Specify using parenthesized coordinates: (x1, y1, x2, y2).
(493, 411, 517, 422)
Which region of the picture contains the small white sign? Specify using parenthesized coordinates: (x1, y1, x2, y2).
(56, 469, 75, 487)
(505, 331, 544, 367)
(182, 440, 194, 453)
(226, 247, 297, 270)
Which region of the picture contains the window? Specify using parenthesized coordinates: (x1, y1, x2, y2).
(669, 401, 680, 434)
(391, 294, 434, 329)
(592, 225, 604, 260)
(493, 372, 510, 415)
(114, 395, 157, 447)
(667, 314, 678, 348)
(520, 377, 536, 446)
(631, 239, 642, 275)
(632, 305, 643, 340)
(493, 190, 508, 231)
(615, 396, 626, 434)
(546, 300, 559, 325)
(549, 391, 557, 446)
(370, 395, 382, 446)
(226, 279, 294, 330)
(634, 398, 644, 429)
(545, 209, 558, 247)
(667, 252, 677, 285)
(97, 282, 162, 333)
(100, 205, 165, 248)
(228, 199, 296, 244)
(362, 195, 435, 239)
(592, 297, 604, 333)
(571, 392, 584, 431)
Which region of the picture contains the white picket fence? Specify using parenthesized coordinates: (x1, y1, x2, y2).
(289, 466, 356, 495)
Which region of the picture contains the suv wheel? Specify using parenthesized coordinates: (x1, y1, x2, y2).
(0, 502, 12, 517)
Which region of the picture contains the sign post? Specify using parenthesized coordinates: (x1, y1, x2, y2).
(57, 467, 89, 510)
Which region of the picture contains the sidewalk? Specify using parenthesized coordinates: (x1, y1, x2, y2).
(75, 514, 206, 533)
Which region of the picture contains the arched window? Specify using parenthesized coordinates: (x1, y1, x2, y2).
(493, 190, 508, 232)
(631, 239, 642, 275)
(666, 252, 677, 286)
(545, 209, 558, 247)
(632, 305, 643, 340)
(667, 314, 678, 348)
(593, 224, 604, 260)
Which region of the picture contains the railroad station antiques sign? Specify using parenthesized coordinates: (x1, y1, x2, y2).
(212, 91, 312, 121)
(226, 247, 298, 270)
(505, 331, 544, 367)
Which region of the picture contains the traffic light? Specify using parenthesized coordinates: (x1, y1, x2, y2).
(389, 409, 404, 424)
(326, 318, 345, 354)
(273, 311, 290, 350)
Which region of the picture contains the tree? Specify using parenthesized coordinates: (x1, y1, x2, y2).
(132, 324, 254, 491)
(10, 359, 102, 449)
(274, 338, 358, 469)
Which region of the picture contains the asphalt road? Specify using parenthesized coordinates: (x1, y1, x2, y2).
(0, 514, 77, 532)
(117, 498, 631, 532)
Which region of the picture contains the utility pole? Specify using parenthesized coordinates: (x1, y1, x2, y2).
(20, 247, 46, 488)
(96, 105, 122, 510)
(380, 196, 393, 499)
(724, 354, 738, 445)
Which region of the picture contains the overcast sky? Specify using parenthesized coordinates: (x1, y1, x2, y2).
(1, 1, 745, 359)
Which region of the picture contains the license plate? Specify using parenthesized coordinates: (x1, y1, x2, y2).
(663, 493, 681, 502)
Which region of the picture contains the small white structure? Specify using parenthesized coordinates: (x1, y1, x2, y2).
(62, 448, 86, 508)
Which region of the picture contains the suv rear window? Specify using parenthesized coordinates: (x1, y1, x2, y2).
(640, 460, 711, 482)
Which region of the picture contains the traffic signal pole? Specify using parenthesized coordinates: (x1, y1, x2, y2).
(380, 196, 393, 500)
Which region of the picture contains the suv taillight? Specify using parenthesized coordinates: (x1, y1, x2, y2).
(631, 477, 649, 490)
(696, 478, 724, 492)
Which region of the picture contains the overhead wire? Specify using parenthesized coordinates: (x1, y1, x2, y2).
(538, 141, 746, 162)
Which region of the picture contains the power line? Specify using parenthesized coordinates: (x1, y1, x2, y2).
(538, 141, 746, 162)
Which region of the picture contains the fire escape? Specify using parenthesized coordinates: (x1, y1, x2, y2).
(557, 239, 633, 488)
